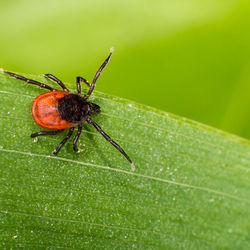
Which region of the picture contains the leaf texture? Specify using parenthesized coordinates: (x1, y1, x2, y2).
(0, 72, 249, 249)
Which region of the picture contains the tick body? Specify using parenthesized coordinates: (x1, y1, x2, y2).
(3, 48, 135, 169)
(32, 91, 73, 129)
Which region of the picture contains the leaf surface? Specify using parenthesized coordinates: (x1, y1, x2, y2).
(0, 72, 249, 249)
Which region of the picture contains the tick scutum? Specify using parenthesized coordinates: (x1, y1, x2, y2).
(57, 94, 89, 123)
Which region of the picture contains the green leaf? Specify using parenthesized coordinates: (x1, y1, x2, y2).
(0, 71, 249, 249)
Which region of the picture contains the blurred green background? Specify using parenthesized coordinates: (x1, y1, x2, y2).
(0, 0, 249, 139)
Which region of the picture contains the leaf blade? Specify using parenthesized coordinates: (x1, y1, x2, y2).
(0, 72, 249, 249)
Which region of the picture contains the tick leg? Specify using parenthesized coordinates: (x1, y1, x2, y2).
(3, 70, 55, 91)
(44, 73, 69, 91)
(73, 124, 83, 152)
(87, 118, 135, 170)
(53, 127, 74, 155)
(76, 77, 90, 95)
(83, 48, 113, 100)
(31, 130, 64, 138)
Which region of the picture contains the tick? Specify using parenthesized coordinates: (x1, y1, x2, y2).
(2, 48, 134, 169)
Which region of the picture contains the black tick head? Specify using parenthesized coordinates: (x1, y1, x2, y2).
(58, 94, 101, 123)
(88, 102, 101, 116)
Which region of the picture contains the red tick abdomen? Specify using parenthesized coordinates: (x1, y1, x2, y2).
(31, 91, 75, 129)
